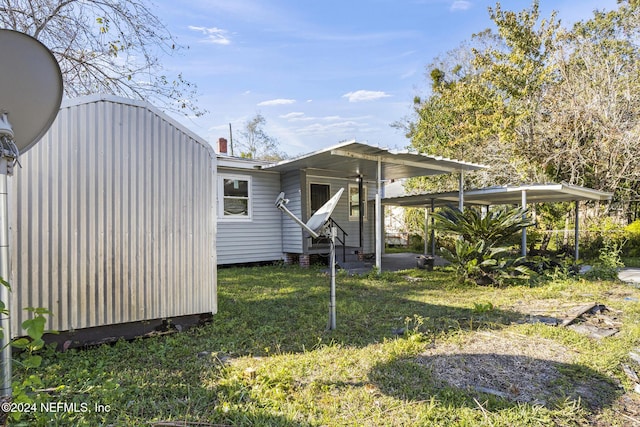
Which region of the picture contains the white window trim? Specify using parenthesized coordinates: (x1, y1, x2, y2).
(218, 174, 252, 221)
(348, 184, 367, 221)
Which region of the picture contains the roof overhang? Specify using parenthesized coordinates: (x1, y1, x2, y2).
(383, 183, 613, 207)
(262, 140, 485, 180)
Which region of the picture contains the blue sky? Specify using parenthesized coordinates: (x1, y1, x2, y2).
(156, 0, 618, 157)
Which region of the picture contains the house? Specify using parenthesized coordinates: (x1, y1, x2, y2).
(215, 140, 485, 269)
(9, 95, 217, 345)
(8, 95, 484, 345)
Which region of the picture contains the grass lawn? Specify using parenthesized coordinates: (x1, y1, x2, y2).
(11, 265, 640, 426)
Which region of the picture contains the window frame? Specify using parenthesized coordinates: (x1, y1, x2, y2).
(218, 174, 253, 221)
(348, 183, 367, 221)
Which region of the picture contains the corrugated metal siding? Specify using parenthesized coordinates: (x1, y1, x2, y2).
(216, 168, 283, 265)
(8, 97, 217, 335)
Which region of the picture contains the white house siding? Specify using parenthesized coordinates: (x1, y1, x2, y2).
(216, 167, 283, 265)
(8, 96, 217, 336)
(280, 170, 304, 254)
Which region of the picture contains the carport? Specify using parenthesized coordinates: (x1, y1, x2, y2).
(383, 183, 613, 260)
(264, 141, 486, 270)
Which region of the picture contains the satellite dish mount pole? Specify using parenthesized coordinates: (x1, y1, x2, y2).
(275, 189, 344, 331)
(0, 29, 64, 407)
(0, 113, 19, 397)
(328, 224, 337, 330)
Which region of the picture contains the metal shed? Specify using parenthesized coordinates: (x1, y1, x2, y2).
(8, 95, 217, 341)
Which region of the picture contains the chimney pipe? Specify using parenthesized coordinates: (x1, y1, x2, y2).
(217, 137, 228, 155)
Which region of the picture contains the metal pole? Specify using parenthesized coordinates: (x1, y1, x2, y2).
(458, 170, 464, 212)
(375, 158, 382, 272)
(424, 207, 428, 255)
(358, 175, 363, 249)
(430, 198, 436, 256)
(328, 225, 337, 330)
(521, 190, 527, 257)
(575, 200, 580, 261)
(0, 156, 11, 397)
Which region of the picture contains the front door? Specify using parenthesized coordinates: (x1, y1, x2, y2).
(310, 183, 330, 216)
(309, 183, 330, 246)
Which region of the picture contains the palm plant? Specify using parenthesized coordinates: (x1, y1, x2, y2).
(434, 206, 535, 286)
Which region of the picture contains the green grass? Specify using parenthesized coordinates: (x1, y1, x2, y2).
(11, 265, 640, 426)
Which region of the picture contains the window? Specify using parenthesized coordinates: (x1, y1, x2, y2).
(219, 175, 251, 220)
(349, 184, 367, 220)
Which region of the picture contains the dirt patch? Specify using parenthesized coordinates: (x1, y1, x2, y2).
(417, 331, 619, 409)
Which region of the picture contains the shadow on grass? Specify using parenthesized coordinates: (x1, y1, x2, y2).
(368, 353, 621, 413)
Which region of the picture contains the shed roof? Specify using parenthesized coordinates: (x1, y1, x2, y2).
(383, 183, 613, 207)
(263, 140, 485, 180)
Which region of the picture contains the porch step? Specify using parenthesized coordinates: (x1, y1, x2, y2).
(335, 259, 373, 275)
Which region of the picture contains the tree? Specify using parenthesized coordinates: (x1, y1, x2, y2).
(0, 0, 204, 116)
(236, 114, 285, 161)
(535, 3, 640, 206)
(407, 0, 640, 215)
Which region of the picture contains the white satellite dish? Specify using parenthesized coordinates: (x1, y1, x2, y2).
(276, 188, 344, 330)
(0, 29, 63, 154)
(0, 29, 63, 399)
(306, 188, 344, 235)
(276, 187, 344, 239)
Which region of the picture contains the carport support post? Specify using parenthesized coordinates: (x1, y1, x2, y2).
(458, 170, 464, 212)
(375, 157, 382, 272)
(521, 190, 527, 257)
(423, 207, 428, 255)
(431, 199, 436, 256)
(575, 200, 580, 261)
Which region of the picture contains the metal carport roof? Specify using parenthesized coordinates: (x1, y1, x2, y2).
(262, 140, 486, 179)
(382, 183, 613, 260)
(382, 183, 613, 207)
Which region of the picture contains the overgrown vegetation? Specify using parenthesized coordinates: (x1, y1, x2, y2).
(0, 279, 54, 425)
(9, 265, 640, 426)
(434, 206, 536, 286)
(402, 0, 640, 220)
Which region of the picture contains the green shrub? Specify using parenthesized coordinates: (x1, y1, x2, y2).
(408, 234, 424, 252)
(623, 219, 640, 257)
(434, 207, 535, 286)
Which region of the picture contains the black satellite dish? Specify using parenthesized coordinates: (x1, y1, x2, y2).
(276, 188, 344, 329)
(0, 29, 63, 400)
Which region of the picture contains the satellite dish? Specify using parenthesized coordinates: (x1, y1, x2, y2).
(275, 188, 344, 239)
(0, 29, 63, 399)
(0, 29, 63, 153)
(306, 188, 344, 234)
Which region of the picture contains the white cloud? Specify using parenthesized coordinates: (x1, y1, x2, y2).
(342, 90, 391, 103)
(450, 1, 471, 11)
(280, 112, 307, 120)
(257, 98, 296, 106)
(188, 26, 231, 45)
(296, 120, 364, 135)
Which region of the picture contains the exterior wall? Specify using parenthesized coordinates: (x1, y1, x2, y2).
(280, 170, 304, 254)
(216, 167, 283, 265)
(8, 96, 217, 336)
(302, 173, 377, 253)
